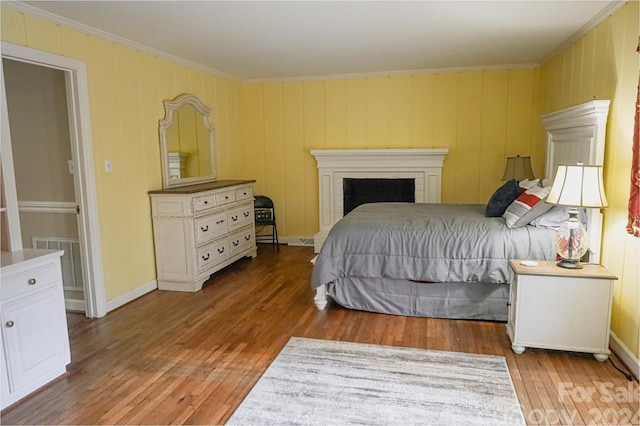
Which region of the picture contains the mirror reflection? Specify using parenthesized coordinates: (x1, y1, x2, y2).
(159, 94, 216, 188)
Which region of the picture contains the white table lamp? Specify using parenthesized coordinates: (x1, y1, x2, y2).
(546, 164, 608, 269)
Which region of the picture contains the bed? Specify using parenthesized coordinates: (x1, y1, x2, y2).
(311, 202, 556, 320)
(310, 100, 610, 321)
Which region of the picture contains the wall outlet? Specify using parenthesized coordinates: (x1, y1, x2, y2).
(105, 159, 112, 173)
(68, 160, 75, 174)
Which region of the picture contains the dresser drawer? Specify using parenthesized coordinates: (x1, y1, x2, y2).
(197, 238, 228, 272)
(1, 263, 59, 300)
(194, 211, 227, 246)
(235, 186, 253, 201)
(228, 201, 254, 231)
(215, 190, 236, 206)
(229, 227, 255, 256)
(192, 194, 216, 212)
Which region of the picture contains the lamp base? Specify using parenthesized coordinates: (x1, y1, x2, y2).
(554, 208, 588, 270)
(557, 258, 584, 269)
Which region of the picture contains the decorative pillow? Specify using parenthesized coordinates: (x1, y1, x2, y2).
(485, 180, 522, 217)
(503, 184, 553, 228)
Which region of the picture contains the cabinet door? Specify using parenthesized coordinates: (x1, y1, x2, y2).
(1, 339, 10, 403)
(1, 287, 70, 392)
(517, 276, 611, 351)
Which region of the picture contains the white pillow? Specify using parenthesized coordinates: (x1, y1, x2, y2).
(530, 206, 589, 230)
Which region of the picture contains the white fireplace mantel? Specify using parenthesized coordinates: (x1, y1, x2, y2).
(310, 148, 448, 252)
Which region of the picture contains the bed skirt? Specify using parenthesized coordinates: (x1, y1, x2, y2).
(324, 278, 509, 322)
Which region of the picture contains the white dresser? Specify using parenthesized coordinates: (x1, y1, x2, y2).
(149, 180, 257, 292)
(1, 249, 71, 410)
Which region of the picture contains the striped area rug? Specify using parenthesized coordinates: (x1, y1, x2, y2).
(227, 337, 524, 425)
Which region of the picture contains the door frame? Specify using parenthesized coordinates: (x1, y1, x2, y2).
(1, 42, 106, 318)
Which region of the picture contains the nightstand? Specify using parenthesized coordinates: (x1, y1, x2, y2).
(507, 259, 617, 361)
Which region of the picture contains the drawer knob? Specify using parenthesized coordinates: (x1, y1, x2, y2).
(217, 247, 225, 254)
(243, 212, 250, 217)
(233, 240, 240, 246)
(244, 235, 251, 241)
(5, 321, 14, 328)
(28, 278, 36, 285)
(202, 253, 210, 261)
(200, 225, 209, 232)
(203, 200, 209, 204)
(216, 219, 225, 225)
(231, 215, 238, 221)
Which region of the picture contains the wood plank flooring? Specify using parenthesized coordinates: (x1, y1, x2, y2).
(2, 245, 638, 425)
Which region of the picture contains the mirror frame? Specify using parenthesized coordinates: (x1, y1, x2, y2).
(159, 93, 216, 188)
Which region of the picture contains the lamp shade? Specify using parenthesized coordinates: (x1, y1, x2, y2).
(546, 164, 608, 208)
(501, 155, 535, 181)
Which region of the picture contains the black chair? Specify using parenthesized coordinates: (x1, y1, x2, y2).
(254, 195, 279, 251)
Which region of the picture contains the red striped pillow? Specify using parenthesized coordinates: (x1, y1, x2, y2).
(503, 185, 552, 228)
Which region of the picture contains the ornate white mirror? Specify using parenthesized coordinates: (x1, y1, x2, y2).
(159, 94, 216, 188)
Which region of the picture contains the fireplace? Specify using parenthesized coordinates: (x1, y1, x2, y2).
(310, 148, 448, 252)
(343, 178, 415, 215)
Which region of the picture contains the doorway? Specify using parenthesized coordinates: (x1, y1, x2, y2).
(3, 59, 87, 311)
(1, 42, 106, 318)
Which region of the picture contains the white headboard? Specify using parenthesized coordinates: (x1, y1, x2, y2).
(541, 100, 610, 262)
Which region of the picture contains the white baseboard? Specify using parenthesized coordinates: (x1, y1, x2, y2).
(65, 298, 86, 312)
(284, 237, 315, 247)
(105, 279, 158, 313)
(610, 331, 640, 380)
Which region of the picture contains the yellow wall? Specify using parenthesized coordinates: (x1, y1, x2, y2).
(1, 7, 243, 301)
(239, 69, 544, 238)
(540, 1, 640, 358)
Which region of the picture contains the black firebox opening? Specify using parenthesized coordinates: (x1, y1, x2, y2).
(343, 178, 415, 216)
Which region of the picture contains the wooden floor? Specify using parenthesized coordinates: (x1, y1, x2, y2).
(2, 245, 637, 425)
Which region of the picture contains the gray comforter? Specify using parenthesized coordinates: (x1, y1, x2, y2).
(312, 203, 557, 288)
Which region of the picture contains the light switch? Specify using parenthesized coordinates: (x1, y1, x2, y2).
(105, 159, 112, 173)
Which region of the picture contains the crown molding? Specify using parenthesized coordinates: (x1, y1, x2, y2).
(245, 63, 540, 84)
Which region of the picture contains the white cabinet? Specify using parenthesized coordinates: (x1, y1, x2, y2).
(149, 180, 257, 292)
(1, 249, 71, 410)
(507, 259, 617, 361)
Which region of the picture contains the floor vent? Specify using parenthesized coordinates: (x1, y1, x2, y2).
(286, 238, 315, 247)
(32, 237, 84, 294)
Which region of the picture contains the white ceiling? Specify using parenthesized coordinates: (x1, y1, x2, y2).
(16, 1, 617, 81)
